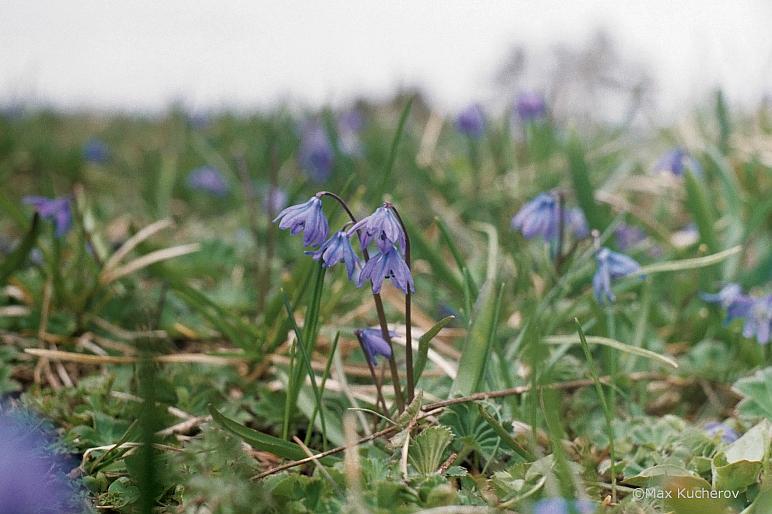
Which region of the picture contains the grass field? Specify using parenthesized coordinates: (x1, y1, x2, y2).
(0, 93, 771, 513)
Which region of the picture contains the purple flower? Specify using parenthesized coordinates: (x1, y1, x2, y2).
(262, 186, 288, 217)
(82, 137, 109, 164)
(337, 110, 365, 157)
(511, 193, 559, 240)
(0, 411, 82, 513)
(704, 421, 739, 444)
(701, 283, 744, 309)
(306, 231, 360, 279)
(533, 497, 595, 514)
(348, 205, 406, 253)
(565, 208, 589, 239)
(515, 91, 547, 121)
(23, 196, 72, 238)
(186, 166, 229, 197)
(654, 147, 702, 176)
(358, 246, 415, 294)
(455, 103, 486, 139)
(730, 295, 772, 345)
(355, 328, 394, 366)
(614, 223, 647, 251)
(592, 247, 641, 304)
(273, 196, 329, 247)
(299, 122, 334, 182)
(338, 109, 365, 134)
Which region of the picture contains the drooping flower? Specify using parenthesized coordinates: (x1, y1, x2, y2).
(186, 166, 229, 197)
(0, 410, 83, 513)
(82, 137, 109, 164)
(654, 147, 702, 176)
(515, 91, 547, 121)
(565, 208, 589, 239)
(23, 196, 72, 238)
(299, 122, 334, 182)
(732, 295, 772, 345)
(262, 186, 288, 217)
(355, 328, 395, 366)
(701, 283, 744, 309)
(358, 245, 414, 294)
(348, 205, 406, 252)
(273, 196, 329, 247)
(511, 193, 559, 240)
(455, 103, 486, 139)
(306, 231, 361, 279)
(337, 110, 364, 157)
(592, 247, 641, 304)
(704, 421, 739, 444)
(533, 497, 595, 514)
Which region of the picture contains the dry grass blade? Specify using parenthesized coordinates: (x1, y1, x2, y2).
(24, 348, 243, 366)
(100, 243, 200, 285)
(103, 219, 174, 271)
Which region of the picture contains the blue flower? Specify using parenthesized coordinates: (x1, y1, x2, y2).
(355, 328, 395, 366)
(701, 283, 744, 309)
(83, 137, 109, 164)
(515, 91, 547, 121)
(455, 103, 485, 138)
(262, 186, 288, 217)
(0, 410, 83, 513)
(274, 196, 329, 247)
(358, 246, 415, 294)
(733, 295, 772, 345)
(704, 421, 739, 444)
(511, 193, 559, 240)
(306, 231, 361, 279)
(299, 122, 334, 182)
(349, 205, 406, 252)
(565, 208, 589, 239)
(186, 166, 229, 196)
(533, 497, 595, 514)
(614, 223, 647, 251)
(592, 247, 641, 303)
(654, 147, 702, 176)
(23, 196, 72, 238)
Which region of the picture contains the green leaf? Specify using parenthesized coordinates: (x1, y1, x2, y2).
(733, 368, 772, 420)
(634, 245, 741, 275)
(413, 315, 455, 384)
(567, 137, 609, 231)
(477, 404, 533, 461)
(0, 214, 39, 284)
(724, 420, 770, 464)
(543, 334, 678, 368)
(684, 170, 719, 253)
(208, 404, 333, 464)
(408, 426, 454, 475)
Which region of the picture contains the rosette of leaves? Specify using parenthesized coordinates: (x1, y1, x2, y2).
(733, 367, 772, 421)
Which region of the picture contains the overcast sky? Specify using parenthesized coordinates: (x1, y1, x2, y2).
(1, 1, 771, 116)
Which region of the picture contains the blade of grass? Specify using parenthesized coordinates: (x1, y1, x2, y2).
(376, 96, 414, 200)
(543, 334, 678, 368)
(0, 214, 39, 284)
(413, 315, 456, 385)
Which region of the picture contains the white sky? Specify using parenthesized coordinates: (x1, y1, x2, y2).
(1, 1, 771, 116)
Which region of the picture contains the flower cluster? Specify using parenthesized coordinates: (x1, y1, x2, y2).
(273, 195, 414, 295)
(702, 284, 771, 345)
(511, 191, 589, 242)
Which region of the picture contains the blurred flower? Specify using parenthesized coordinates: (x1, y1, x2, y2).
(565, 207, 589, 239)
(511, 193, 559, 240)
(273, 196, 329, 247)
(358, 246, 414, 294)
(533, 497, 595, 514)
(704, 421, 739, 444)
(355, 328, 394, 366)
(614, 223, 647, 251)
(593, 247, 641, 303)
(654, 147, 702, 176)
(0, 410, 82, 513)
(299, 122, 334, 182)
(349, 205, 406, 253)
(262, 186, 288, 217)
(515, 91, 547, 121)
(701, 283, 744, 309)
(82, 137, 109, 164)
(306, 231, 360, 280)
(337, 110, 364, 156)
(23, 196, 72, 238)
(730, 295, 772, 345)
(455, 103, 486, 139)
(186, 166, 229, 197)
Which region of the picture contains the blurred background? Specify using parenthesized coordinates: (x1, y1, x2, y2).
(1, 0, 771, 121)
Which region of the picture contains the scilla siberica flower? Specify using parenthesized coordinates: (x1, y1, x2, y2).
(511, 193, 588, 241)
(730, 295, 772, 345)
(299, 122, 334, 183)
(704, 421, 739, 444)
(349, 205, 406, 252)
(83, 137, 109, 164)
(533, 497, 595, 514)
(565, 208, 589, 239)
(654, 147, 702, 176)
(337, 110, 364, 157)
(306, 231, 360, 279)
(273, 196, 329, 247)
(614, 223, 647, 251)
(455, 103, 486, 139)
(355, 328, 395, 366)
(592, 247, 641, 304)
(23, 196, 72, 238)
(515, 91, 547, 121)
(186, 166, 229, 197)
(701, 283, 744, 309)
(358, 245, 415, 294)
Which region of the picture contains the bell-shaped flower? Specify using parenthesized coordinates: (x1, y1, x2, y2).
(654, 147, 702, 176)
(515, 91, 547, 121)
(455, 103, 485, 139)
(511, 193, 559, 240)
(349, 205, 406, 252)
(23, 196, 72, 238)
(355, 328, 395, 366)
(273, 196, 329, 247)
(306, 231, 360, 280)
(592, 247, 641, 303)
(358, 245, 414, 294)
